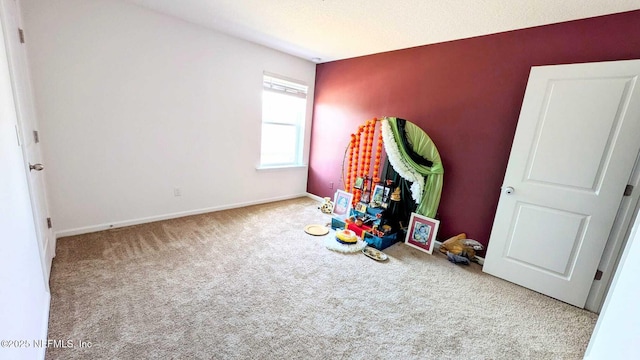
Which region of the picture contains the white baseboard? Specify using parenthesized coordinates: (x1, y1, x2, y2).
(306, 192, 325, 202)
(55, 193, 308, 238)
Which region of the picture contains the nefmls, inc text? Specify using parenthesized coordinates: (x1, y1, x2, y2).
(0, 339, 92, 349)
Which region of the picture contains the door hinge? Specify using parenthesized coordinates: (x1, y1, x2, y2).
(46, 217, 52, 229)
(33, 130, 39, 143)
(594, 269, 603, 281)
(18, 28, 24, 43)
(624, 184, 633, 197)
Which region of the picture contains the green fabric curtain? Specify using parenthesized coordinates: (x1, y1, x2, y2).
(386, 117, 444, 218)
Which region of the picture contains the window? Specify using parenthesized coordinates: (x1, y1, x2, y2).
(260, 73, 308, 167)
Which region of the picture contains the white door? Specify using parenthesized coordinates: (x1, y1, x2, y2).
(1, 0, 54, 281)
(483, 60, 640, 308)
(0, 9, 49, 360)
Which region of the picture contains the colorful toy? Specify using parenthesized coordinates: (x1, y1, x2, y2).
(335, 229, 358, 244)
(319, 197, 334, 214)
(439, 233, 484, 262)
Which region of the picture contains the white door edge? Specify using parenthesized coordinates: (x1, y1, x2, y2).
(585, 151, 640, 312)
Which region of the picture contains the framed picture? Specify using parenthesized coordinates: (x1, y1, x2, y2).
(354, 202, 367, 214)
(404, 212, 440, 254)
(332, 190, 354, 217)
(353, 177, 364, 190)
(370, 185, 390, 208)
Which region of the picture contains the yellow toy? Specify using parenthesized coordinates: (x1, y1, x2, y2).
(335, 229, 358, 244)
(439, 233, 484, 261)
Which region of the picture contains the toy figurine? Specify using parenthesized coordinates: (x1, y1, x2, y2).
(319, 197, 334, 214)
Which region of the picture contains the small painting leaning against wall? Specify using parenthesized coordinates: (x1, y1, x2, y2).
(405, 212, 440, 254)
(332, 190, 354, 218)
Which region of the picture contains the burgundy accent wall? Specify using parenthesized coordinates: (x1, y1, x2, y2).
(307, 10, 640, 254)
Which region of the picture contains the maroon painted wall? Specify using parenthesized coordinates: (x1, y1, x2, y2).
(307, 10, 640, 254)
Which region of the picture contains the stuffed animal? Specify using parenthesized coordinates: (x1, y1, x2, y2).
(439, 233, 484, 262)
(319, 197, 334, 214)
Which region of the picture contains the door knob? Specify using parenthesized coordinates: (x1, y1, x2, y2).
(29, 163, 44, 171)
(504, 186, 514, 195)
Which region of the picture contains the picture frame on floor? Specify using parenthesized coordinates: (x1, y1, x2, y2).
(332, 190, 353, 218)
(405, 212, 439, 254)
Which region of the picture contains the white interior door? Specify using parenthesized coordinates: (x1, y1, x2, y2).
(483, 60, 640, 308)
(1, 0, 54, 281)
(0, 8, 49, 360)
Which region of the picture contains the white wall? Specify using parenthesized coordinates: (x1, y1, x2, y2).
(585, 210, 640, 359)
(21, 0, 316, 236)
(0, 9, 48, 358)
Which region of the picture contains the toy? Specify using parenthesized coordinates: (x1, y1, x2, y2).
(319, 197, 334, 214)
(336, 229, 358, 244)
(439, 233, 484, 262)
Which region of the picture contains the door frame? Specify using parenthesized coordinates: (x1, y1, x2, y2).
(585, 151, 640, 312)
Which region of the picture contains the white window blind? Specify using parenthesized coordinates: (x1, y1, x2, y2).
(263, 74, 308, 98)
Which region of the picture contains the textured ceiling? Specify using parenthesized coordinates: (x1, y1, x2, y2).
(124, 0, 640, 63)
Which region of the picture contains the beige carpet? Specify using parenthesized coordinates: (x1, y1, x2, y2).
(46, 197, 597, 359)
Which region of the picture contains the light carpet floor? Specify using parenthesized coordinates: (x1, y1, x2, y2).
(46, 197, 597, 359)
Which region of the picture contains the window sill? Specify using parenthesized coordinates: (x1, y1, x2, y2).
(256, 164, 308, 171)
